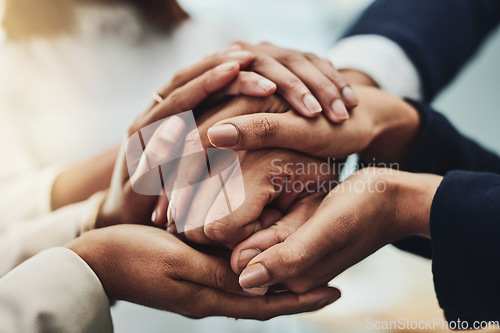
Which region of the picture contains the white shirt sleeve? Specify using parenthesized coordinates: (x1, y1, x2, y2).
(327, 35, 423, 100)
(0, 193, 106, 277)
(0, 109, 65, 222)
(0, 248, 113, 333)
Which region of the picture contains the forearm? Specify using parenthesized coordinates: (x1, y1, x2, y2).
(51, 146, 118, 210)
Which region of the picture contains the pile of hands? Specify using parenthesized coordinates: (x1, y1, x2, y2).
(67, 42, 442, 320)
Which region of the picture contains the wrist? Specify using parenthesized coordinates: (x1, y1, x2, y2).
(392, 172, 443, 238)
(363, 94, 420, 166)
(67, 230, 115, 298)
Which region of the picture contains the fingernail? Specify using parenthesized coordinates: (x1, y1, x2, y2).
(303, 94, 322, 115)
(258, 78, 276, 93)
(151, 211, 157, 224)
(216, 61, 238, 72)
(238, 249, 261, 273)
(167, 203, 175, 225)
(207, 124, 239, 147)
(316, 295, 339, 309)
(332, 99, 349, 120)
(226, 51, 252, 61)
(239, 263, 270, 289)
(342, 86, 358, 106)
(243, 286, 269, 296)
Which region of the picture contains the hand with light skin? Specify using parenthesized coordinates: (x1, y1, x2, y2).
(144, 82, 345, 256)
(206, 85, 420, 166)
(95, 55, 284, 229)
(156, 147, 339, 250)
(225, 41, 359, 122)
(235, 168, 443, 294)
(66, 224, 341, 318)
(96, 45, 360, 228)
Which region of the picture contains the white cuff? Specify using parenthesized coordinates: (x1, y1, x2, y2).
(328, 35, 423, 100)
(0, 248, 113, 333)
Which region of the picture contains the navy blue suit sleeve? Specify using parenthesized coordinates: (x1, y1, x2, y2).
(406, 100, 500, 176)
(431, 171, 500, 324)
(342, 0, 500, 101)
(391, 99, 499, 258)
(394, 101, 500, 322)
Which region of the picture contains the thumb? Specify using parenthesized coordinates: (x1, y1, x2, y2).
(207, 111, 317, 151)
(238, 206, 333, 289)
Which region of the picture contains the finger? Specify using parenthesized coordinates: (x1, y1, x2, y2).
(223, 71, 276, 96)
(175, 246, 246, 295)
(238, 199, 340, 289)
(231, 194, 323, 274)
(123, 116, 188, 224)
(204, 71, 277, 109)
(141, 61, 242, 128)
(207, 111, 327, 153)
(180, 150, 241, 246)
(307, 56, 359, 108)
(283, 249, 352, 294)
(278, 54, 349, 123)
(250, 54, 322, 117)
(152, 193, 169, 228)
(202, 165, 272, 248)
(157, 51, 255, 98)
(186, 285, 340, 320)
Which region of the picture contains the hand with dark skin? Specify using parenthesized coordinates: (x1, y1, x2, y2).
(94, 54, 282, 229)
(206, 85, 421, 166)
(66, 224, 341, 319)
(236, 168, 442, 294)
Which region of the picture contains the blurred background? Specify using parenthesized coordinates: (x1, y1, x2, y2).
(1, 0, 499, 332)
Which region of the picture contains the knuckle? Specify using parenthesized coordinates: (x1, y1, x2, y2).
(274, 225, 293, 243)
(315, 79, 336, 94)
(166, 90, 183, 109)
(282, 77, 304, 92)
(169, 71, 185, 88)
(276, 244, 307, 277)
(204, 220, 231, 243)
(277, 52, 302, 64)
(253, 115, 278, 142)
(304, 52, 319, 60)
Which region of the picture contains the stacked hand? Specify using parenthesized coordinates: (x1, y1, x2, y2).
(71, 41, 437, 320)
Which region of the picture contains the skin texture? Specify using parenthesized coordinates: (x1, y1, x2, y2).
(95, 54, 280, 229)
(236, 168, 443, 293)
(66, 224, 341, 319)
(207, 85, 421, 165)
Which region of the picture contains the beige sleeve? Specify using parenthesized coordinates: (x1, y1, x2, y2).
(0, 247, 113, 333)
(0, 192, 106, 277)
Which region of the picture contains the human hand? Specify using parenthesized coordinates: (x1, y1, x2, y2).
(206, 85, 420, 165)
(66, 224, 341, 319)
(236, 168, 442, 293)
(224, 41, 358, 122)
(95, 56, 281, 228)
(160, 148, 339, 250)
